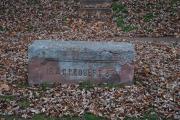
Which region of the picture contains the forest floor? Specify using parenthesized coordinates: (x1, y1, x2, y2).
(0, 0, 179, 120)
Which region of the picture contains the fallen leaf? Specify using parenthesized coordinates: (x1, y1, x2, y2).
(0, 83, 10, 92)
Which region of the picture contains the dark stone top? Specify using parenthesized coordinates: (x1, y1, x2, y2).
(28, 40, 135, 64)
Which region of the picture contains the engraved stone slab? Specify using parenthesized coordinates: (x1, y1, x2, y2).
(80, 0, 112, 8)
(79, 0, 112, 20)
(79, 8, 112, 20)
(28, 40, 135, 85)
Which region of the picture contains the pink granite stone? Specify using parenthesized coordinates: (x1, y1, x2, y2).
(119, 63, 134, 84)
(28, 40, 135, 85)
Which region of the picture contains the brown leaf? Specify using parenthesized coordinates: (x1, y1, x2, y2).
(0, 83, 10, 92)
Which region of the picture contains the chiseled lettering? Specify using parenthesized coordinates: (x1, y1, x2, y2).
(83, 69, 88, 76)
(78, 69, 83, 76)
(73, 69, 77, 76)
(62, 69, 66, 75)
(98, 69, 102, 77)
(68, 69, 73, 76)
(88, 69, 92, 76)
(61, 68, 98, 76)
(92, 69, 96, 75)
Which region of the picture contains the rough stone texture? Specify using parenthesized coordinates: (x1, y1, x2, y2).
(79, 8, 112, 20)
(80, 0, 112, 7)
(79, 0, 112, 20)
(28, 40, 135, 85)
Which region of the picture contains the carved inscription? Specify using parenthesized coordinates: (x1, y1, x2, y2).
(47, 68, 97, 76)
(47, 67, 117, 78)
(28, 40, 135, 85)
(45, 61, 119, 80)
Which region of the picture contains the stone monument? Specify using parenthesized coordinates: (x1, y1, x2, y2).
(28, 40, 135, 85)
(79, 0, 112, 20)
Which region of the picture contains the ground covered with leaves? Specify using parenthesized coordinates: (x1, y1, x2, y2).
(0, 0, 180, 120)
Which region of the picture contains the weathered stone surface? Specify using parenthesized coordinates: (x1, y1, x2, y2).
(28, 40, 135, 85)
(79, 8, 112, 20)
(80, 0, 112, 8)
(79, 0, 112, 20)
